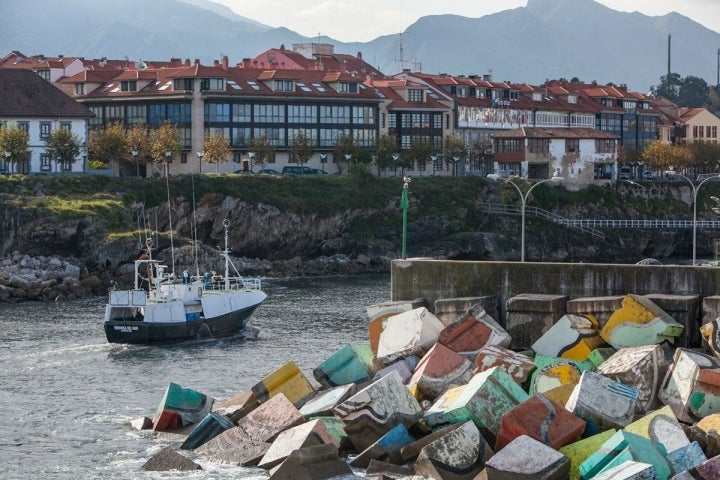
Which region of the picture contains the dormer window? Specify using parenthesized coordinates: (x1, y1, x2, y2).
(37, 69, 50, 82)
(509, 91, 519, 101)
(567, 94, 577, 104)
(174, 78, 194, 90)
(75, 83, 85, 95)
(201, 78, 224, 91)
(532, 92, 542, 101)
(274, 79, 294, 92)
(407, 88, 423, 102)
(339, 82, 358, 93)
(121, 80, 137, 92)
(622, 100, 636, 110)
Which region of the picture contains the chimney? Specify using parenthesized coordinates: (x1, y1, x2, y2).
(185, 58, 191, 67)
(357, 51, 363, 60)
(222, 56, 229, 70)
(194, 59, 200, 65)
(214, 60, 220, 67)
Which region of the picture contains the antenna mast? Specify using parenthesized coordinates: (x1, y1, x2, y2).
(395, 33, 406, 70)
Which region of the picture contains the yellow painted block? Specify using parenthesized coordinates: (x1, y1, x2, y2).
(541, 382, 578, 405)
(252, 360, 315, 406)
(696, 413, 720, 433)
(559, 429, 616, 480)
(700, 320, 720, 359)
(600, 294, 683, 348)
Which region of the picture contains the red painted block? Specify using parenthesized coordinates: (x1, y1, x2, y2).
(474, 345, 536, 386)
(495, 394, 586, 451)
(409, 342, 474, 401)
(438, 306, 510, 359)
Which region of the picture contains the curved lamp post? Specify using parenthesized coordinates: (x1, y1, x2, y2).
(164, 151, 172, 177)
(665, 170, 720, 265)
(505, 174, 565, 262)
(400, 176, 411, 259)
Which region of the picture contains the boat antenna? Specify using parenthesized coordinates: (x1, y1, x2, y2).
(165, 168, 176, 277)
(191, 172, 200, 277)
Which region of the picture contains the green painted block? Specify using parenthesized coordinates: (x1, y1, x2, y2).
(530, 353, 595, 395)
(579, 430, 670, 480)
(559, 429, 616, 480)
(313, 343, 376, 388)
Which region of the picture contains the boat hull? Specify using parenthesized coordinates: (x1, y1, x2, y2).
(104, 303, 261, 344)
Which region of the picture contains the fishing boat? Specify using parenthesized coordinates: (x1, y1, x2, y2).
(103, 219, 266, 344)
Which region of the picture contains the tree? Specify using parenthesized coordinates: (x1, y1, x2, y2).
(406, 140, 435, 173)
(150, 121, 181, 176)
(374, 134, 398, 177)
(126, 123, 152, 177)
(45, 127, 82, 172)
(289, 131, 314, 170)
(443, 133, 468, 175)
(652, 73, 709, 108)
(248, 135, 275, 170)
(333, 133, 359, 175)
(88, 122, 127, 173)
(203, 131, 231, 173)
(641, 140, 687, 173)
(0, 125, 30, 175)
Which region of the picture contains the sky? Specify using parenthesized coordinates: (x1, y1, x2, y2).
(217, 0, 720, 42)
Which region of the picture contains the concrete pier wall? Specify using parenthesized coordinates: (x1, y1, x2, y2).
(390, 259, 720, 318)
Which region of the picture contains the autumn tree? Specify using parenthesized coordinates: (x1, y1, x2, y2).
(289, 131, 315, 170)
(88, 121, 127, 172)
(0, 125, 30, 175)
(45, 127, 82, 171)
(126, 123, 152, 176)
(641, 140, 686, 173)
(203, 131, 231, 173)
(248, 135, 275, 170)
(150, 121, 181, 176)
(333, 133, 360, 175)
(443, 133, 468, 175)
(406, 140, 435, 173)
(374, 135, 398, 177)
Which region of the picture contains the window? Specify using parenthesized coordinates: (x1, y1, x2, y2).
(320, 128, 347, 147)
(148, 104, 165, 124)
(532, 92, 543, 102)
(40, 122, 52, 139)
(106, 105, 124, 123)
(37, 69, 50, 82)
(178, 127, 192, 148)
(274, 80, 294, 92)
(527, 138, 550, 154)
(352, 128, 376, 147)
(127, 105, 147, 124)
(59, 122, 71, 132)
(167, 103, 190, 123)
(173, 78, 194, 91)
(320, 105, 350, 124)
(120, 80, 137, 92)
(496, 138, 522, 153)
(75, 83, 85, 95)
(231, 127, 251, 147)
(40, 154, 51, 171)
(89, 106, 103, 126)
(17, 122, 29, 133)
(352, 106, 375, 125)
(181, 152, 188, 164)
(338, 82, 358, 93)
(381, 113, 386, 128)
(233, 104, 252, 123)
(205, 103, 231, 122)
(201, 78, 224, 91)
(407, 89, 424, 102)
(595, 139, 615, 153)
(288, 128, 317, 143)
(255, 104, 285, 123)
(253, 127, 285, 146)
(288, 105, 317, 124)
(566, 138, 579, 154)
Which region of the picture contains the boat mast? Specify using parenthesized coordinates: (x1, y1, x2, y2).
(223, 219, 230, 290)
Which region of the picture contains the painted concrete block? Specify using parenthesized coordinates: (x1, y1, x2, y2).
(313, 343, 379, 389)
(666, 441, 707, 476)
(482, 434, 570, 480)
(592, 461, 656, 480)
(505, 293, 569, 350)
(415, 420, 493, 480)
(180, 412, 234, 450)
(565, 371, 638, 435)
(298, 384, 355, 418)
(700, 318, 720, 359)
(438, 304, 511, 360)
(376, 307, 445, 364)
(434, 295, 499, 327)
(152, 382, 214, 431)
(334, 369, 422, 452)
(409, 342, 474, 401)
(424, 366, 529, 446)
(644, 293, 701, 348)
(532, 314, 606, 360)
(559, 429, 617, 480)
(474, 345, 536, 387)
(624, 406, 690, 454)
(312, 416, 349, 451)
(367, 298, 426, 354)
(597, 345, 670, 415)
(350, 422, 415, 468)
(496, 393, 586, 451)
(579, 430, 671, 480)
(251, 360, 315, 408)
(373, 355, 419, 384)
(213, 389, 259, 423)
(701, 296, 720, 350)
(196, 426, 270, 466)
(530, 354, 594, 395)
(400, 422, 463, 463)
(658, 348, 720, 423)
(237, 393, 305, 443)
(267, 443, 353, 480)
(670, 454, 720, 480)
(258, 418, 339, 470)
(542, 382, 579, 406)
(599, 294, 684, 349)
(567, 295, 625, 330)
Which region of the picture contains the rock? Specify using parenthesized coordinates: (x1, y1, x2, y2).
(267, 443, 353, 480)
(142, 446, 202, 471)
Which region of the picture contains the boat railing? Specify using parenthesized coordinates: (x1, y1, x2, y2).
(190, 274, 263, 292)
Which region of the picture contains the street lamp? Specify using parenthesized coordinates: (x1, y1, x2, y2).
(430, 155, 438, 175)
(164, 151, 172, 177)
(400, 176, 411, 259)
(3, 151, 10, 175)
(392, 153, 400, 176)
(665, 170, 720, 265)
(130, 150, 139, 177)
(196, 151, 204, 174)
(504, 174, 565, 262)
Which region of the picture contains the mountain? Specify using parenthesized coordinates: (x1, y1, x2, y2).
(1, 0, 718, 91)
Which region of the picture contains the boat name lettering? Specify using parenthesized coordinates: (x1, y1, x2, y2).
(114, 325, 139, 332)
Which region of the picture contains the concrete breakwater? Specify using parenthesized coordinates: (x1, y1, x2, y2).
(129, 265, 720, 479)
(0, 252, 89, 302)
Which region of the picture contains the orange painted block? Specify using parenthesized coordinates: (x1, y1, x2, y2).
(495, 394, 586, 451)
(367, 299, 426, 354)
(474, 345, 536, 386)
(438, 305, 510, 360)
(409, 342, 474, 401)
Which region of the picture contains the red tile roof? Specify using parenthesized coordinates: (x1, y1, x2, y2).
(0, 69, 94, 118)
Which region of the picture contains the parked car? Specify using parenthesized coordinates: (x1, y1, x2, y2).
(643, 171, 657, 180)
(618, 166, 632, 180)
(310, 168, 329, 175)
(282, 165, 316, 175)
(256, 168, 280, 175)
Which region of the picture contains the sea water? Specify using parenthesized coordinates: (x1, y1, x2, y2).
(0, 274, 390, 478)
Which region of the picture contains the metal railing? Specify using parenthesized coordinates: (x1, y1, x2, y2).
(483, 203, 605, 239)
